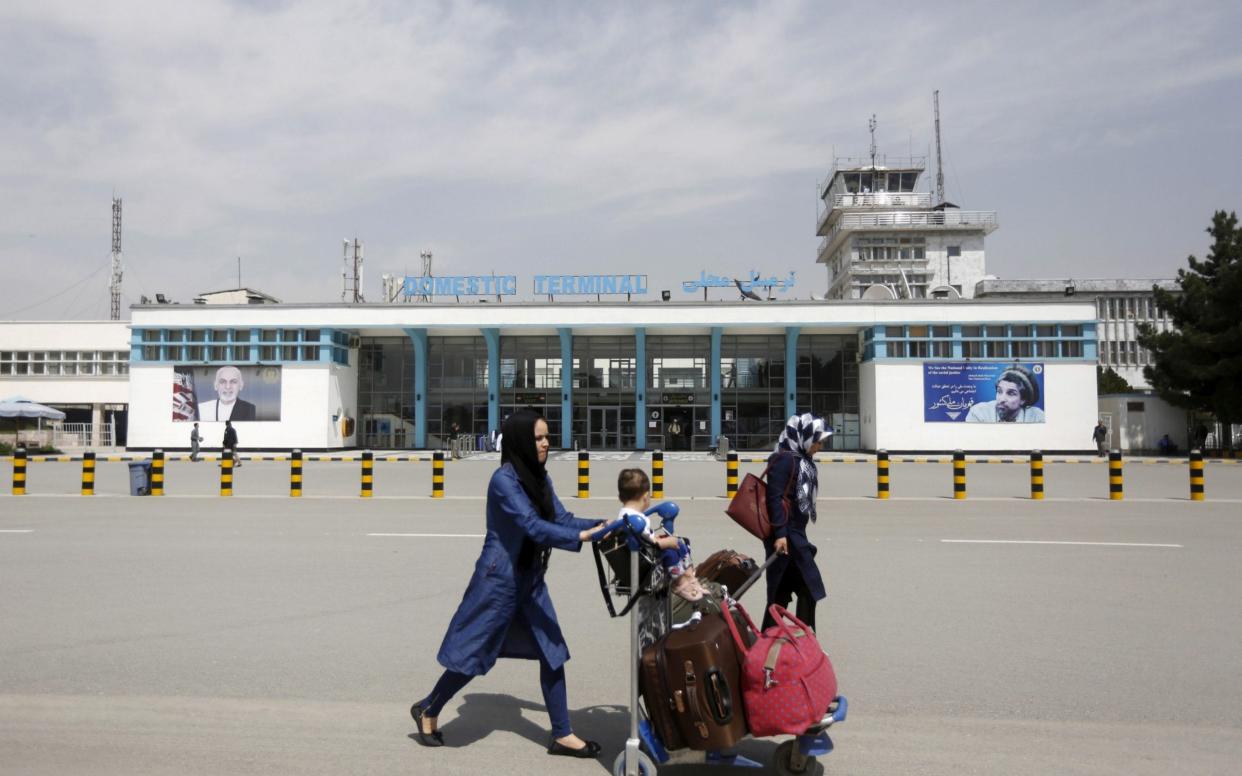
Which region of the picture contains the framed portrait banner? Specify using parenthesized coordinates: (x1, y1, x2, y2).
(173, 365, 282, 422)
(924, 362, 1046, 423)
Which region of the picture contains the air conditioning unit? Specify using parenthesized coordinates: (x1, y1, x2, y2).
(348, 336, 361, 349)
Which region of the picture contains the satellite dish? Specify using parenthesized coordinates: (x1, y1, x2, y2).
(929, 285, 961, 299)
(733, 279, 763, 301)
(861, 284, 897, 300)
(810, 292, 828, 301)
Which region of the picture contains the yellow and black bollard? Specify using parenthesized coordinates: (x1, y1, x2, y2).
(220, 454, 233, 497)
(1108, 450, 1123, 500)
(953, 450, 966, 500)
(432, 451, 445, 498)
(876, 450, 889, 499)
(361, 451, 374, 498)
(290, 449, 302, 497)
(1189, 449, 1204, 501)
(12, 448, 26, 495)
(151, 450, 165, 496)
(578, 450, 590, 499)
(81, 451, 96, 496)
(652, 450, 664, 500)
(726, 451, 739, 498)
(1029, 450, 1044, 500)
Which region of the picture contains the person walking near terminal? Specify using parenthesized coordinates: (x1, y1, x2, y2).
(410, 410, 606, 758)
(1093, 420, 1109, 457)
(190, 422, 201, 462)
(761, 412, 831, 633)
(222, 420, 241, 467)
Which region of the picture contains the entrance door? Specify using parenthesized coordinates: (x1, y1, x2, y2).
(589, 407, 621, 450)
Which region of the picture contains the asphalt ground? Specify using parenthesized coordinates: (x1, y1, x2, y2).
(4, 453, 1242, 501)
(2, 466, 1242, 775)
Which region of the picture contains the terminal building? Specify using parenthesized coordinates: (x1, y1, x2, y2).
(2, 155, 1129, 454)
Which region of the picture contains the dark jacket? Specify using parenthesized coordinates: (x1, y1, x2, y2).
(222, 427, 238, 449)
(229, 399, 257, 421)
(761, 452, 827, 605)
(436, 464, 598, 676)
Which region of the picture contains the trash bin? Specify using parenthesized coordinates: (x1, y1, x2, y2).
(128, 462, 152, 496)
(715, 435, 730, 461)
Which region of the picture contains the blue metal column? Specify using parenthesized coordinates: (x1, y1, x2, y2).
(558, 328, 573, 449)
(482, 328, 500, 436)
(635, 328, 647, 450)
(404, 328, 428, 449)
(710, 327, 722, 447)
(785, 326, 801, 420)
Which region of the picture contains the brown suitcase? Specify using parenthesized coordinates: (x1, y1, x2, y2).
(696, 549, 758, 594)
(639, 613, 748, 751)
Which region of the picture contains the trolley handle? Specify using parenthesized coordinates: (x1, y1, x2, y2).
(731, 552, 781, 600)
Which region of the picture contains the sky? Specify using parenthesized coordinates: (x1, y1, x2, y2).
(2, 0, 1240, 318)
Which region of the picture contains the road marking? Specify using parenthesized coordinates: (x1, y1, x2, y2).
(0, 529, 34, 533)
(941, 539, 1182, 548)
(367, 533, 484, 538)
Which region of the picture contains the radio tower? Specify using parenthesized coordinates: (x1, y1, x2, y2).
(417, 250, 433, 302)
(933, 90, 946, 205)
(109, 197, 123, 320)
(342, 238, 365, 303)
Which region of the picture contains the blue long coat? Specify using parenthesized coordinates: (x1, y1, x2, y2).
(436, 464, 598, 676)
(762, 452, 827, 605)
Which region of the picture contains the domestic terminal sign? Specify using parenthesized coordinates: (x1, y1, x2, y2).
(401, 269, 795, 298)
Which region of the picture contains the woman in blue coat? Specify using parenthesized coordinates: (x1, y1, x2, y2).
(410, 410, 605, 758)
(762, 413, 831, 632)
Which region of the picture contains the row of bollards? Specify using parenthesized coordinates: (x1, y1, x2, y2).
(2, 447, 1220, 500)
(864, 448, 1210, 500)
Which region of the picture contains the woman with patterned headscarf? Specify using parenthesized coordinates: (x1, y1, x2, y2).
(761, 413, 832, 631)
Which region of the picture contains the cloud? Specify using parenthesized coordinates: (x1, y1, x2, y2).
(2, 0, 1240, 314)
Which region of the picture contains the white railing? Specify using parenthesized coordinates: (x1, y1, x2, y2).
(830, 192, 932, 209)
(819, 210, 999, 259)
(52, 422, 114, 448)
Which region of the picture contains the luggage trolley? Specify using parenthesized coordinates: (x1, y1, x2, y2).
(591, 503, 848, 776)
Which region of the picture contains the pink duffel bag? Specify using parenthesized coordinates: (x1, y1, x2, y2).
(721, 602, 838, 737)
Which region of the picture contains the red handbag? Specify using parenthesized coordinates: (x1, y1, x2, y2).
(721, 602, 837, 737)
(724, 453, 795, 541)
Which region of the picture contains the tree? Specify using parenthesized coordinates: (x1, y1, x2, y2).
(1138, 211, 1242, 446)
(1096, 366, 1133, 395)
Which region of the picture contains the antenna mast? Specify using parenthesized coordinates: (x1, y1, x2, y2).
(933, 90, 945, 205)
(868, 114, 877, 168)
(109, 197, 123, 319)
(342, 238, 365, 303)
(417, 250, 433, 303)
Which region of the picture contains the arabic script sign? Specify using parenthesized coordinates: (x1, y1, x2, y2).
(681, 270, 796, 295)
(923, 362, 1046, 423)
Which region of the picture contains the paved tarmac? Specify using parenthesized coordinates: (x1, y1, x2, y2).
(2, 463, 1241, 775)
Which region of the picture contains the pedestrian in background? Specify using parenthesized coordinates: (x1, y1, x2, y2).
(1093, 420, 1109, 457)
(190, 422, 201, 462)
(223, 420, 241, 467)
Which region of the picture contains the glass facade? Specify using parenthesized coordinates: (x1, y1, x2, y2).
(647, 335, 710, 451)
(720, 335, 786, 450)
(499, 335, 563, 443)
(570, 336, 637, 450)
(796, 334, 861, 450)
(357, 338, 415, 449)
(428, 336, 488, 444)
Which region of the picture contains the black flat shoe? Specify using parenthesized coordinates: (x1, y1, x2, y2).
(410, 703, 444, 747)
(547, 738, 601, 758)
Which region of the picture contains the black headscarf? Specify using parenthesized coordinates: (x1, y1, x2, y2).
(501, 410, 555, 569)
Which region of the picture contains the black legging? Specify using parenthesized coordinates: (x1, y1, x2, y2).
(763, 562, 816, 632)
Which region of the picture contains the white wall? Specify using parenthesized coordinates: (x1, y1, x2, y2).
(0, 321, 130, 405)
(128, 362, 353, 450)
(863, 361, 1098, 451)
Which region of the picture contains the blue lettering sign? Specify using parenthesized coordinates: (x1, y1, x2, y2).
(401, 275, 519, 297)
